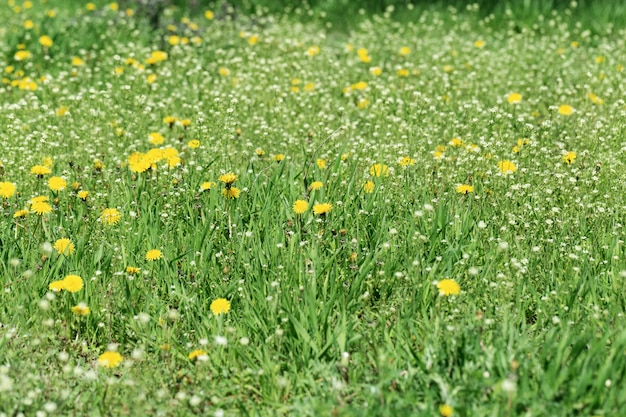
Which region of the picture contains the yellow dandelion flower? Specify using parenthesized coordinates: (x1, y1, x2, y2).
(255, 148, 265, 157)
(0, 182, 16, 198)
(587, 92, 604, 105)
(316, 159, 326, 169)
(369, 163, 389, 177)
(439, 404, 454, 417)
(126, 266, 140, 275)
(14, 50, 31, 61)
(13, 209, 29, 218)
(351, 81, 367, 91)
(48, 280, 65, 292)
(31, 201, 52, 215)
(222, 187, 241, 199)
(54, 238, 75, 256)
(166, 156, 181, 168)
(200, 181, 216, 192)
(48, 176, 67, 192)
(100, 208, 121, 225)
(71, 303, 90, 316)
(145, 249, 163, 261)
(39, 35, 53, 47)
(497, 160, 517, 175)
(449, 138, 463, 147)
(218, 173, 238, 185)
(456, 184, 474, 195)
(369, 67, 382, 76)
(437, 279, 460, 296)
(30, 165, 51, 176)
(204, 10, 214, 20)
(63, 275, 84, 293)
(94, 159, 105, 171)
(29, 196, 49, 204)
(128, 153, 150, 173)
(398, 157, 415, 167)
(357, 98, 370, 109)
(148, 132, 164, 145)
(293, 199, 309, 214)
(218, 67, 230, 77)
(312, 203, 333, 215)
(188, 349, 207, 360)
(188, 139, 200, 149)
(147, 50, 167, 64)
(474, 40, 485, 48)
(507, 93, 522, 104)
(363, 181, 375, 194)
(162, 147, 178, 159)
(396, 68, 410, 77)
(308, 181, 323, 191)
(273, 154, 285, 162)
(399, 46, 411, 56)
(210, 298, 231, 316)
(558, 104, 573, 116)
(71, 56, 85, 66)
(162, 117, 177, 128)
(563, 151, 576, 164)
(98, 351, 123, 368)
(357, 48, 371, 63)
(307, 46, 320, 57)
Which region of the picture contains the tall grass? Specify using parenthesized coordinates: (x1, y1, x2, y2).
(0, 0, 626, 415)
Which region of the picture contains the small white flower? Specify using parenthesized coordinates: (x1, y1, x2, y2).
(41, 242, 53, 255)
(501, 377, 517, 393)
(43, 402, 57, 413)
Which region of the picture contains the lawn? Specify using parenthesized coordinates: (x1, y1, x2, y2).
(1, 1, 626, 416)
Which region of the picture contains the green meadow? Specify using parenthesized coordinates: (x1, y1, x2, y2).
(1, 1, 626, 416)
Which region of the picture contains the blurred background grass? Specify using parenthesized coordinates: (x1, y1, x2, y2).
(162, 0, 626, 32)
